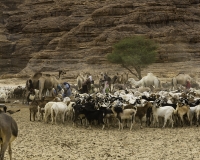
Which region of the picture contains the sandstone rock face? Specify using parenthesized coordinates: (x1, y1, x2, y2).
(0, 0, 200, 78)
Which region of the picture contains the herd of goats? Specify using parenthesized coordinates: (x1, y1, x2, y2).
(0, 71, 200, 159)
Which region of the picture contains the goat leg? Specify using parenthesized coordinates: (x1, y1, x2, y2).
(8, 143, 12, 160)
(30, 112, 32, 121)
(140, 118, 143, 129)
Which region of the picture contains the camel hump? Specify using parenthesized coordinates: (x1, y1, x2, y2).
(33, 72, 43, 78)
(147, 73, 154, 76)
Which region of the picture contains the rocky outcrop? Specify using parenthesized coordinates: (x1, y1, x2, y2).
(0, 0, 200, 78)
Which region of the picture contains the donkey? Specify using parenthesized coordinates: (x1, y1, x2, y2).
(0, 110, 18, 160)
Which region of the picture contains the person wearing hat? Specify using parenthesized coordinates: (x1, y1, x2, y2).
(63, 82, 71, 98)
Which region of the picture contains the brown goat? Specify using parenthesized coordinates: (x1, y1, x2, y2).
(135, 101, 153, 128)
(29, 97, 61, 121)
(112, 104, 137, 130)
(174, 102, 190, 127)
(29, 100, 40, 121)
(0, 110, 18, 160)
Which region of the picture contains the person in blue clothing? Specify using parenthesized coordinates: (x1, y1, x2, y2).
(63, 82, 71, 98)
(57, 84, 62, 93)
(53, 84, 62, 96)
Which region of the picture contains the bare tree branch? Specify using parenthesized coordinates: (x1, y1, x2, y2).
(122, 64, 139, 79)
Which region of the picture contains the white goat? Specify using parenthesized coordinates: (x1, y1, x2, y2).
(51, 102, 69, 124)
(44, 102, 56, 123)
(65, 101, 75, 121)
(0, 93, 8, 103)
(195, 105, 200, 127)
(44, 97, 71, 124)
(152, 102, 175, 128)
(189, 106, 197, 125)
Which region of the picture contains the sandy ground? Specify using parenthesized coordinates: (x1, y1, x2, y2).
(1, 78, 200, 160)
(5, 103, 200, 160)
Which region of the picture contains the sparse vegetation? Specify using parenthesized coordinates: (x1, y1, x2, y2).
(107, 36, 158, 79)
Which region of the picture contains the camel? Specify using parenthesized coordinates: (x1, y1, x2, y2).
(171, 73, 193, 90)
(98, 72, 118, 93)
(0, 110, 18, 160)
(76, 72, 91, 92)
(76, 74, 85, 91)
(115, 72, 129, 84)
(26, 72, 60, 99)
(128, 73, 160, 89)
(115, 73, 123, 84)
(121, 72, 129, 84)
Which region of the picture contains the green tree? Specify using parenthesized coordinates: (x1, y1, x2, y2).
(107, 36, 158, 79)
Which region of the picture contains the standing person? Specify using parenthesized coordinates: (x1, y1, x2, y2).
(57, 84, 62, 93)
(26, 87, 35, 105)
(28, 79, 34, 92)
(63, 82, 71, 98)
(53, 84, 62, 96)
(101, 73, 109, 94)
(102, 81, 109, 94)
(186, 80, 191, 90)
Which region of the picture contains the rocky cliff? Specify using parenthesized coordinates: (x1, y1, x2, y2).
(0, 0, 200, 79)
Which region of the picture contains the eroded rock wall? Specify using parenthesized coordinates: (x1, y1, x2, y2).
(0, 0, 200, 78)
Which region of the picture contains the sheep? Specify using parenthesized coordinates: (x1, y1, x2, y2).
(152, 101, 175, 128)
(0, 110, 18, 160)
